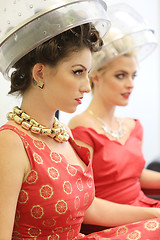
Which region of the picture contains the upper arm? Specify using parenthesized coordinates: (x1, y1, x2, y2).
(140, 168, 160, 189)
(0, 130, 29, 238)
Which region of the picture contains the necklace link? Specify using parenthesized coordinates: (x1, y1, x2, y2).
(88, 110, 125, 140)
(7, 106, 69, 143)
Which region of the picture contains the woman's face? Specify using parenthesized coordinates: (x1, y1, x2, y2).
(40, 48, 92, 113)
(96, 55, 138, 107)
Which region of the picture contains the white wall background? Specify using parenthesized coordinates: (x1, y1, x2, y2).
(0, 0, 160, 165)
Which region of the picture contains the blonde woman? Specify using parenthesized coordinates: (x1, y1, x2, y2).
(69, 3, 160, 234)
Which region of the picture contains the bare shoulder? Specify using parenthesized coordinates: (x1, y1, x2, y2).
(0, 128, 24, 150)
(122, 117, 136, 125)
(120, 117, 137, 131)
(68, 112, 90, 129)
(0, 129, 28, 173)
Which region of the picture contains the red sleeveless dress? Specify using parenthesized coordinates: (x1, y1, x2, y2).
(71, 120, 160, 208)
(1, 124, 160, 239)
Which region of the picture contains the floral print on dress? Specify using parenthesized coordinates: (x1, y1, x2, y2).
(0, 124, 160, 240)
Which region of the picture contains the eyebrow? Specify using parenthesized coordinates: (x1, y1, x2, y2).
(115, 70, 137, 74)
(72, 64, 87, 70)
(72, 64, 91, 73)
(115, 70, 127, 73)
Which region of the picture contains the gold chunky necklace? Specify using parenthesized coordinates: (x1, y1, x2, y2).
(7, 106, 69, 143)
(88, 110, 125, 139)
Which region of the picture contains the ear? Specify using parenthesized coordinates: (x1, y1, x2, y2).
(32, 63, 45, 81)
(91, 73, 100, 86)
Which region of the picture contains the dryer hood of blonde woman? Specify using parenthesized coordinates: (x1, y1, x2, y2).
(90, 2, 157, 77)
(91, 29, 137, 71)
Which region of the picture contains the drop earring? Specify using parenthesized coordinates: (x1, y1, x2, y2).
(33, 78, 44, 89)
(38, 80, 44, 89)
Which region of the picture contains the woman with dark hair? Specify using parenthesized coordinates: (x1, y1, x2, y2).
(0, 1, 160, 239)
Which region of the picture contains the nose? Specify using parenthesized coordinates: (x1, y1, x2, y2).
(126, 77, 134, 89)
(80, 75, 91, 93)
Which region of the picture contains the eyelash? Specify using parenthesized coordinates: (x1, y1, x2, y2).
(115, 73, 137, 80)
(73, 69, 83, 76)
(132, 73, 137, 79)
(115, 73, 125, 79)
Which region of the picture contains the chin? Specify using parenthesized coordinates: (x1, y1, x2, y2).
(122, 102, 129, 106)
(117, 101, 129, 107)
(59, 107, 77, 114)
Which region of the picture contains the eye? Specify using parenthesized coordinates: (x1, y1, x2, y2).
(115, 73, 125, 80)
(132, 73, 137, 80)
(72, 69, 83, 76)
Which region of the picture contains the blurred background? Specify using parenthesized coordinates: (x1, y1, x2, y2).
(0, 0, 160, 165)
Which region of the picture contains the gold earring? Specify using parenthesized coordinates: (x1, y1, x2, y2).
(38, 81, 44, 89)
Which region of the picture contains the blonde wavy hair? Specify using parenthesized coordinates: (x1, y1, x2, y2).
(90, 28, 138, 89)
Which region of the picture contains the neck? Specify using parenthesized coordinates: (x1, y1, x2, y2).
(87, 97, 116, 125)
(21, 92, 56, 129)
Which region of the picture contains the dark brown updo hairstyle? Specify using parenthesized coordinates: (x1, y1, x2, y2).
(9, 23, 103, 96)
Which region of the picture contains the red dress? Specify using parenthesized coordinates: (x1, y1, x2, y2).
(1, 124, 160, 240)
(71, 120, 160, 207)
